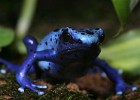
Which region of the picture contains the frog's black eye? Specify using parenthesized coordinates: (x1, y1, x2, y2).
(85, 30, 94, 34)
(95, 28, 100, 30)
(60, 29, 75, 44)
(53, 28, 59, 32)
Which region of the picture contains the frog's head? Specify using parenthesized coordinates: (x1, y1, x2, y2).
(58, 27, 104, 55)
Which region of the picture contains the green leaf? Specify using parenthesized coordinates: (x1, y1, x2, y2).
(130, 0, 139, 11)
(0, 27, 15, 48)
(112, 0, 139, 28)
(16, 38, 27, 54)
(100, 29, 140, 75)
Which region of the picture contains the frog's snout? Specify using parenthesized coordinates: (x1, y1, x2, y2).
(94, 28, 104, 43)
(99, 31, 104, 43)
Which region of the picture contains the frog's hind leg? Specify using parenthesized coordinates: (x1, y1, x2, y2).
(0, 35, 38, 74)
(0, 58, 35, 74)
(93, 58, 137, 95)
(38, 61, 61, 78)
(88, 66, 123, 77)
(0, 58, 20, 74)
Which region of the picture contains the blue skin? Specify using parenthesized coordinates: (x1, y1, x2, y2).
(0, 27, 137, 95)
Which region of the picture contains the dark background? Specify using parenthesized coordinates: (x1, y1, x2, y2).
(0, 0, 139, 40)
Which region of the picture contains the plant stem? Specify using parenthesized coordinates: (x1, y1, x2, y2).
(15, 0, 37, 54)
(16, 0, 37, 38)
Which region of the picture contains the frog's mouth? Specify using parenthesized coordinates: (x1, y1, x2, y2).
(63, 48, 88, 53)
(60, 45, 100, 54)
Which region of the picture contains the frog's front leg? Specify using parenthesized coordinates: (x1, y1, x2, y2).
(16, 36, 57, 95)
(23, 35, 38, 54)
(94, 58, 137, 95)
(16, 50, 56, 95)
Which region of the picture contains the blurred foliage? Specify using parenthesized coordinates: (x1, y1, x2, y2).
(112, 0, 139, 36)
(0, 1, 138, 73)
(0, 0, 139, 72)
(0, 27, 14, 48)
(100, 29, 140, 75)
(16, 0, 37, 54)
(0, 0, 139, 53)
(112, 0, 139, 28)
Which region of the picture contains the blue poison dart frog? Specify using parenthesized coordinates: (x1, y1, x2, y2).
(0, 27, 137, 95)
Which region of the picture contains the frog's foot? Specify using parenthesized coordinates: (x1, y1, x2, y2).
(31, 83, 48, 89)
(0, 68, 7, 74)
(16, 75, 47, 95)
(18, 85, 46, 95)
(116, 82, 137, 95)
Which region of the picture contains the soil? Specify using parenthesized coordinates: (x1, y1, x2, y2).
(0, 72, 140, 99)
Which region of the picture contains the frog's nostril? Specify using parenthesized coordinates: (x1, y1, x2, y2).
(62, 28, 69, 32)
(85, 30, 94, 34)
(99, 32, 105, 43)
(95, 28, 105, 42)
(95, 28, 100, 30)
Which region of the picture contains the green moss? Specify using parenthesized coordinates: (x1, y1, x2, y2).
(44, 84, 91, 100)
(0, 75, 91, 100)
(0, 75, 39, 99)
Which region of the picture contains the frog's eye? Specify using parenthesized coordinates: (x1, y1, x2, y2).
(53, 28, 59, 32)
(85, 30, 94, 34)
(60, 29, 75, 44)
(95, 28, 100, 30)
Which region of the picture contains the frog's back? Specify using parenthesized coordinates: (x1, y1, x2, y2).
(37, 30, 61, 51)
(36, 30, 62, 71)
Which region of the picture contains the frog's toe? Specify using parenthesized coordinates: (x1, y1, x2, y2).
(18, 87, 25, 93)
(116, 83, 138, 95)
(18, 84, 45, 95)
(16, 75, 45, 95)
(38, 91, 45, 95)
(27, 85, 45, 95)
(32, 84, 48, 89)
(126, 85, 138, 91)
(0, 69, 7, 74)
(116, 91, 123, 95)
(132, 86, 137, 91)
